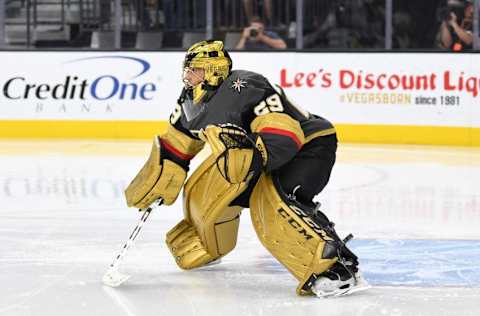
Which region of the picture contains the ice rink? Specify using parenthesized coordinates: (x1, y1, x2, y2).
(1, 140, 479, 316)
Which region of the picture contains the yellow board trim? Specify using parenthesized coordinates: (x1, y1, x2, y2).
(336, 124, 480, 147)
(1, 120, 480, 146)
(0, 120, 169, 139)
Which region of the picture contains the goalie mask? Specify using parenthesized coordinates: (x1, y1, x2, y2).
(182, 40, 232, 119)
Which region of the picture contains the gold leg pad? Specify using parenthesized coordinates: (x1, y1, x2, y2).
(183, 155, 246, 258)
(166, 220, 219, 270)
(250, 174, 337, 296)
(295, 243, 337, 296)
(213, 215, 240, 255)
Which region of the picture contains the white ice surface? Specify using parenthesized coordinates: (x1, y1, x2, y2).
(0, 141, 479, 316)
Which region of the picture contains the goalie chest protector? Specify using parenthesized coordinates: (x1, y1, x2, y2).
(177, 69, 335, 141)
(178, 70, 278, 132)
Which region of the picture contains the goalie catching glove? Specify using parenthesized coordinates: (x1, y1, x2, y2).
(199, 124, 265, 184)
(125, 136, 187, 208)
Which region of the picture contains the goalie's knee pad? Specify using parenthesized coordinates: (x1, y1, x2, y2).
(166, 154, 249, 269)
(249, 173, 358, 296)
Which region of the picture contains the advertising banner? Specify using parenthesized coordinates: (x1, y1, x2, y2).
(0, 52, 184, 120)
(233, 52, 479, 127)
(0, 51, 478, 142)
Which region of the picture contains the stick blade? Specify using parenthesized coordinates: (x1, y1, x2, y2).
(102, 269, 131, 287)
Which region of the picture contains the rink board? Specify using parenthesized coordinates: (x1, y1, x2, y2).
(1, 120, 480, 146)
(0, 51, 479, 145)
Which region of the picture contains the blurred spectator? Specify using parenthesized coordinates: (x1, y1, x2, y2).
(162, 0, 206, 30)
(439, 0, 474, 51)
(137, 0, 152, 30)
(236, 16, 287, 49)
(304, 2, 360, 49)
(391, 0, 442, 49)
(99, 0, 111, 27)
(304, 0, 385, 49)
(392, 11, 413, 49)
(163, 0, 186, 29)
(362, 0, 385, 47)
(243, 0, 272, 24)
(192, 0, 206, 28)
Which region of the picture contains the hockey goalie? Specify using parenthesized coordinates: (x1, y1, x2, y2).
(124, 40, 368, 297)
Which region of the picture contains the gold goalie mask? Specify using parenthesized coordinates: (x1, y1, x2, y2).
(181, 40, 232, 121)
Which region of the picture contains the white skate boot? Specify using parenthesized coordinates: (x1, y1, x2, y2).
(312, 262, 370, 298)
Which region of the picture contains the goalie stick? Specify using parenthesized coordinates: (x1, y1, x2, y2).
(102, 199, 163, 287)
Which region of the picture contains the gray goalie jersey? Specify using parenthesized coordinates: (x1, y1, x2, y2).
(167, 69, 336, 172)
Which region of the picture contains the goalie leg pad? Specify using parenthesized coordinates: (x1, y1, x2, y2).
(166, 155, 248, 269)
(166, 219, 218, 269)
(249, 174, 338, 296)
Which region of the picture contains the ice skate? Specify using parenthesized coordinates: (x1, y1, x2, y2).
(312, 262, 370, 298)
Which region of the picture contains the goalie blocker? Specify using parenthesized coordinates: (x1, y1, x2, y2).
(125, 123, 204, 208)
(125, 136, 186, 207)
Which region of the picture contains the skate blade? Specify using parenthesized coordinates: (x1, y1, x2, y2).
(102, 269, 131, 287)
(314, 277, 371, 298)
(334, 282, 371, 297)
